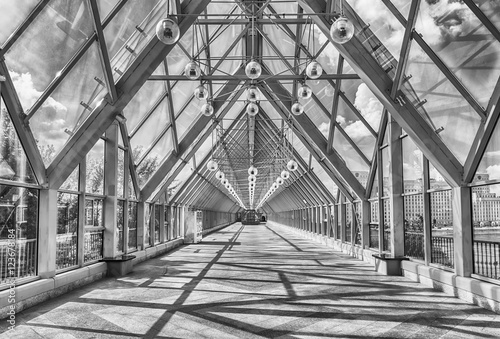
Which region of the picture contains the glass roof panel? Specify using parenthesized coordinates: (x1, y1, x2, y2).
(166, 44, 190, 76)
(176, 99, 204, 141)
(123, 80, 165, 132)
(0, 98, 37, 184)
(389, 0, 411, 19)
(262, 38, 295, 76)
(475, 119, 500, 183)
(29, 42, 107, 165)
(302, 99, 329, 139)
(205, 2, 237, 16)
(341, 81, 384, 131)
(349, 0, 405, 61)
(405, 41, 482, 164)
(415, 0, 500, 109)
(104, 0, 162, 81)
(97, 0, 120, 21)
(0, 0, 39, 46)
(333, 129, 370, 186)
(310, 157, 336, 197)
(475, 1, 500, 32)
(6, 0, 95, 113)
(130, 99, 170, 160)
(137, 129, 172, 187)
(171, 81, 197, 114)
(337, 103, 376, 161)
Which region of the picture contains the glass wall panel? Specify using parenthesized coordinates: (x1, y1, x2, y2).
(0, 101, 37, 184)
(56, 192, 78, 270)
(383, 198, 391, 251)
(354, 202, 362, 245)
(415, 1, 500, 108)
(429, 161, 451, 190)
(345, 202, 352, 243)
(369, 200, 379, 249)
(472, 183, 500, 280)
(117, 200, 124, 252)
(475, 119, 500, 183)
(430, 190, 454, 268)
(333, 131, 370, 184)
(404, 194, 424, 260)
(0, 185, 38, 284)
(137, 130, 172, 187)
(402, 136, 423, 193)
(475, 1, 500, 32)
(165, 206, 171, 241)
(60, 166, 79, 191)
(145, 203, 153, 247)
(117, 149, 124, 199)
(128, 201, 137, 249)
(154, 204, 161, 244)
(336, 203, 341, 239)
(86, 138, 105, 195)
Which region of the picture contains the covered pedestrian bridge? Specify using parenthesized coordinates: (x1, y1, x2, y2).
(1, 0, 500, 336)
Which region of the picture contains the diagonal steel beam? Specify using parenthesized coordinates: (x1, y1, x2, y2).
(298, 0, 463, 187)
(47, 0, 211, 189)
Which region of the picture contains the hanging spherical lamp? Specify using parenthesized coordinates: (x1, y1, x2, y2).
(221, 178, 228, 186)
(156, 18, 180, 45)
(276, 177, 284, 185)
(248, 175, 257, 183)
(194, 85, 208, 100)
(330, 16, 354, 44)
(247, 85, 260, 102)
(225, 183, 231, 189)
(207, 159, 218, 171)
(215, 171, 225, 180)
(246, 102, 259, 116)
(281, 170, 290, 180)
(287, 159, 298, 172)
(291, 102, 304, 116)
(245, 60, 262, 79)
(248, 166, 258, 176)
(306, 60, 322, 80)
(201, 102, 214, 116)
(184, 61, 201, 80)
(272, 182, 279, 189)
(297, 83, 312, 100)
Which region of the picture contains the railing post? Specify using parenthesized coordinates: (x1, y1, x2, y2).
(38, 188, 57, 278)
(453, 186, 473, 277)
(361, 200, 370, 249)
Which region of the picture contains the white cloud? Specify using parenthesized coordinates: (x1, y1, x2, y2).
(318, 122, 329, 138)
(486, 165, 500, 181)
(11, 71, 69, 155)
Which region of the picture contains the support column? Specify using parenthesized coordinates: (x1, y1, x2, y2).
(423, 159, 432, 265)
(77, 160, 86, 266)
(389, 118, 405, 257)
(38, 189, 57, 278)
(169, 205, 174, 240)
(103, 122, 119, 259)
(453, 186, 473, 277)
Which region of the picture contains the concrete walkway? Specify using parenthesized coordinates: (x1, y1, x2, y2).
(2, 222, 500, 338)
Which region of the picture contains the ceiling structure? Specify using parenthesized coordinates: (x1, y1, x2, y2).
(0, 0, 499, 213)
